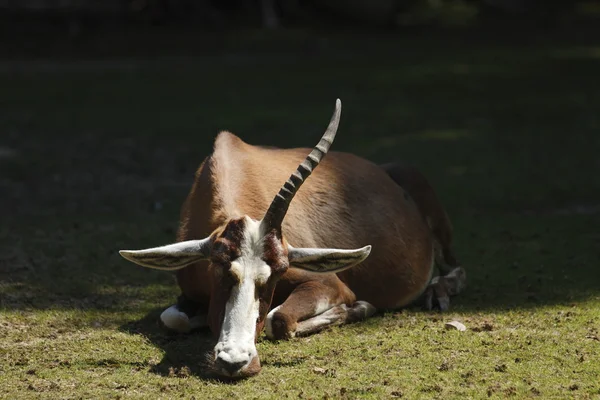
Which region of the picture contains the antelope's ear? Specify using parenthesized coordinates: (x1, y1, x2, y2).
(287, 245, 372, 274)
(119, 238, 212, 270)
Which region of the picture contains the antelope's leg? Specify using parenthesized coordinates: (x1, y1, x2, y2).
(295, 301, 376, 337)
(424, 267, 467, 312)
(436, 244, 460, 275)
(265, 282, 376, 340)
(159, 294, 208, 334)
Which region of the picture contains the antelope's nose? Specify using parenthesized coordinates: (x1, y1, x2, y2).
(216, 357, 248, 375)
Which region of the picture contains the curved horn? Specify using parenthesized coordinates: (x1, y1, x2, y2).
(261, 98, 342, 231)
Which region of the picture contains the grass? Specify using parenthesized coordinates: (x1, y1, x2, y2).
(1, 27, 600, 399)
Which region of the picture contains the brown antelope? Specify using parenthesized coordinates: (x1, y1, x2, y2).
(119, 99, 466, 379)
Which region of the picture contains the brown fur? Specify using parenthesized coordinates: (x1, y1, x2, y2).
(176, 132, 439, 314)
(380, 162, 460, 272)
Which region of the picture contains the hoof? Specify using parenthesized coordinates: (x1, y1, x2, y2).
(160, 305, 191, 333)
(424, 267, 466, 312)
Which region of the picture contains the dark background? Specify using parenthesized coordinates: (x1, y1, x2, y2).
(1, 0, 600, 314)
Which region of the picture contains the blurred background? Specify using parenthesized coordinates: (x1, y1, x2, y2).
(0, 0, 598, 35)
(1, 0, 600, 312)
(2, 1, 600, 56)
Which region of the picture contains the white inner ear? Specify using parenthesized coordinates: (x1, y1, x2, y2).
(287, 244, 372, 273)
(119, 238, 211, 270)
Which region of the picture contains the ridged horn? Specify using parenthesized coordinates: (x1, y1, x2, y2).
(261, 98, 342, 231)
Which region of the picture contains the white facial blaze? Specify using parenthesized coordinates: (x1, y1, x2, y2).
(215, 263, 260, 363)
(214, 218, 271, 371)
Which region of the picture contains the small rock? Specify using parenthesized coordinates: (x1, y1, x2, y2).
(445, 321, 466, 331)
(312, 367, 327, 375)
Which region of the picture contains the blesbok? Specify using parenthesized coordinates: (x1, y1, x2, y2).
(119, 99, 466, 379)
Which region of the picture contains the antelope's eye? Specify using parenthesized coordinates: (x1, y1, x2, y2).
(226, 263, 244, 284)
(222, 270, 238, 284)
(211, 262, 237, 284)
(255, 274, 268, 287)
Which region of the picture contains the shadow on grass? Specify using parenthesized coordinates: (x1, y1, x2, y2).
(118, 307, 223, 381)
(117, 307, 299, 383)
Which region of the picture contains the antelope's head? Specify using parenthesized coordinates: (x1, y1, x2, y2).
(119, 99, 371, 379)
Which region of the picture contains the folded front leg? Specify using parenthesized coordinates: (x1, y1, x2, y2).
(159, 294, 208, 334)
(295, 301, 376, 337)
(264, 280, 375, 340)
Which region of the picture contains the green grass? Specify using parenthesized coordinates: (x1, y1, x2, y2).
(1, 28, 600, 399)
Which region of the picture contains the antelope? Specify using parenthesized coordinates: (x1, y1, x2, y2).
(119, 99, 466, 379)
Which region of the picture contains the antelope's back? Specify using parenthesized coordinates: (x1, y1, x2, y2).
(212, 133, 427, 246)
(177, 132, 434, 306)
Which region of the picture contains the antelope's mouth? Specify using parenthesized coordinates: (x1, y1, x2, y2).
(206, 351, 262, 380)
